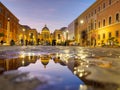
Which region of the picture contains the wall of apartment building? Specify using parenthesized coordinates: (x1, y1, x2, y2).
(75, 0, 120, 46)
(0, 2, 19, 44)
(95, 0, 120, 46)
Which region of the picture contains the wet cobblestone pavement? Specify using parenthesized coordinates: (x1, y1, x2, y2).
(0, 46, 120, 90)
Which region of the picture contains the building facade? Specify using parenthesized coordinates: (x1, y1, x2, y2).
(39, 25, 52, 45)
(74, 0, 120, 46)
(68, 21, 75, 40)
(18, 25, 38, 45)
(60, 27, 68, 42)
(53, 29, 63, 44)
(27, 29, 38, 45)
(0, 2, 19, 45)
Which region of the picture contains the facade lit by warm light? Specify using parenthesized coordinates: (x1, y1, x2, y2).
(18, 25, 38, 45)
(39, 25, 52, 45)
(0, 2, 19, 45)
(68, 21, 75, 41)
(53, 29, 63, 44)
(73, 0, 120, 46)
(39, 25, 66, 45)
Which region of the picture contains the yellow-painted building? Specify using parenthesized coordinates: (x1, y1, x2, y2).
(74, 0, 120, 46)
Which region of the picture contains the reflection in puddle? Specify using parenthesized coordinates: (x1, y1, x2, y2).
(0, 47, 120, 90)
(0, 55, 38, 72)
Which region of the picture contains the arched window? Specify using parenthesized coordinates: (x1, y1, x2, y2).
(109, 16, 112, 25)
(103, 19, 105, 26)
(98, 21, 100, 28)
(116, 13, 119, 22)
(103, 33, 105, 39)
(0, 22, 2, 28)
(109, 0, 111, 5)
(103, 3, 105, 9)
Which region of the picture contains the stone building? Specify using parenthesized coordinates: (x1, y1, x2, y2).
(60, 27, 68, 42)
(39, 25, 52, 45)
(0, 2, 19, 45)
(74, 0, 120, 46)
(53, 29, 63, 45)
(68, 21, 75, 40)
(18, 25, 38, 45)
(27, 29, 38, 45)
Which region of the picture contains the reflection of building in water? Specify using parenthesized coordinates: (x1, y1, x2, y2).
(0, 55, 38, 72)
(53, 56, 66, 66)
(53, 57, 60, 63)
(40, 55, 50, 68)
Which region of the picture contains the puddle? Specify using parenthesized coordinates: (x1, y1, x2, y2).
(0, 46, 120, 90)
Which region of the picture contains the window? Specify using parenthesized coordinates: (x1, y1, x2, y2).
(116, 13, 119, 22)
(88, 26, 91, 31)
(86, 16, 87, 20)
(103, 3, 105, 9)
(91, 23, 93, 30)
(95, 9, 96, 14)
(94, 20, 96, 29)
(0, 23, 2, 28)
(103, 33, 105, 39)
(89, 14, 90, 18)
(116, 31, 119, 37)
(103, 19, 106, 26)
(109, 32, 112, 38)
(98, 34, 100, 40)
(0, 7, 2, 13)
(91, 12, 93, 16)
(98, 6, 100, 12)
(94, 23, 96, 29)
(98, 21, 100, 28)
(109, 16, 112, 25)
(58, 34, 61, 39)
(109, 0, 111, 5)
(30, 33, 33, 39)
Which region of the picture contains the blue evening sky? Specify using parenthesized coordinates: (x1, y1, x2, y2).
(1, 0, 96, 32)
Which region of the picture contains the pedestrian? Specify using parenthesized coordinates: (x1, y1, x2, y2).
(1, 40, 3, 45)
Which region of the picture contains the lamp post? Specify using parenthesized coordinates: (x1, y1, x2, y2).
(66, 30, 69, 41)
(7, 18, 10, 45)
(64, 30, 69, 46)
(79, 20, 84, 45)
(22, 28, 25, 45)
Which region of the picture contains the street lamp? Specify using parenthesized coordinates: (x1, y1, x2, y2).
(80, 20, 84, 24)
(22, 28, 25, 45)
(66, 30, 69, 41)
(78, 20, 84, 46)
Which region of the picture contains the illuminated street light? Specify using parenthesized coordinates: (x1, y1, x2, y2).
(80, 20, 84, 24)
